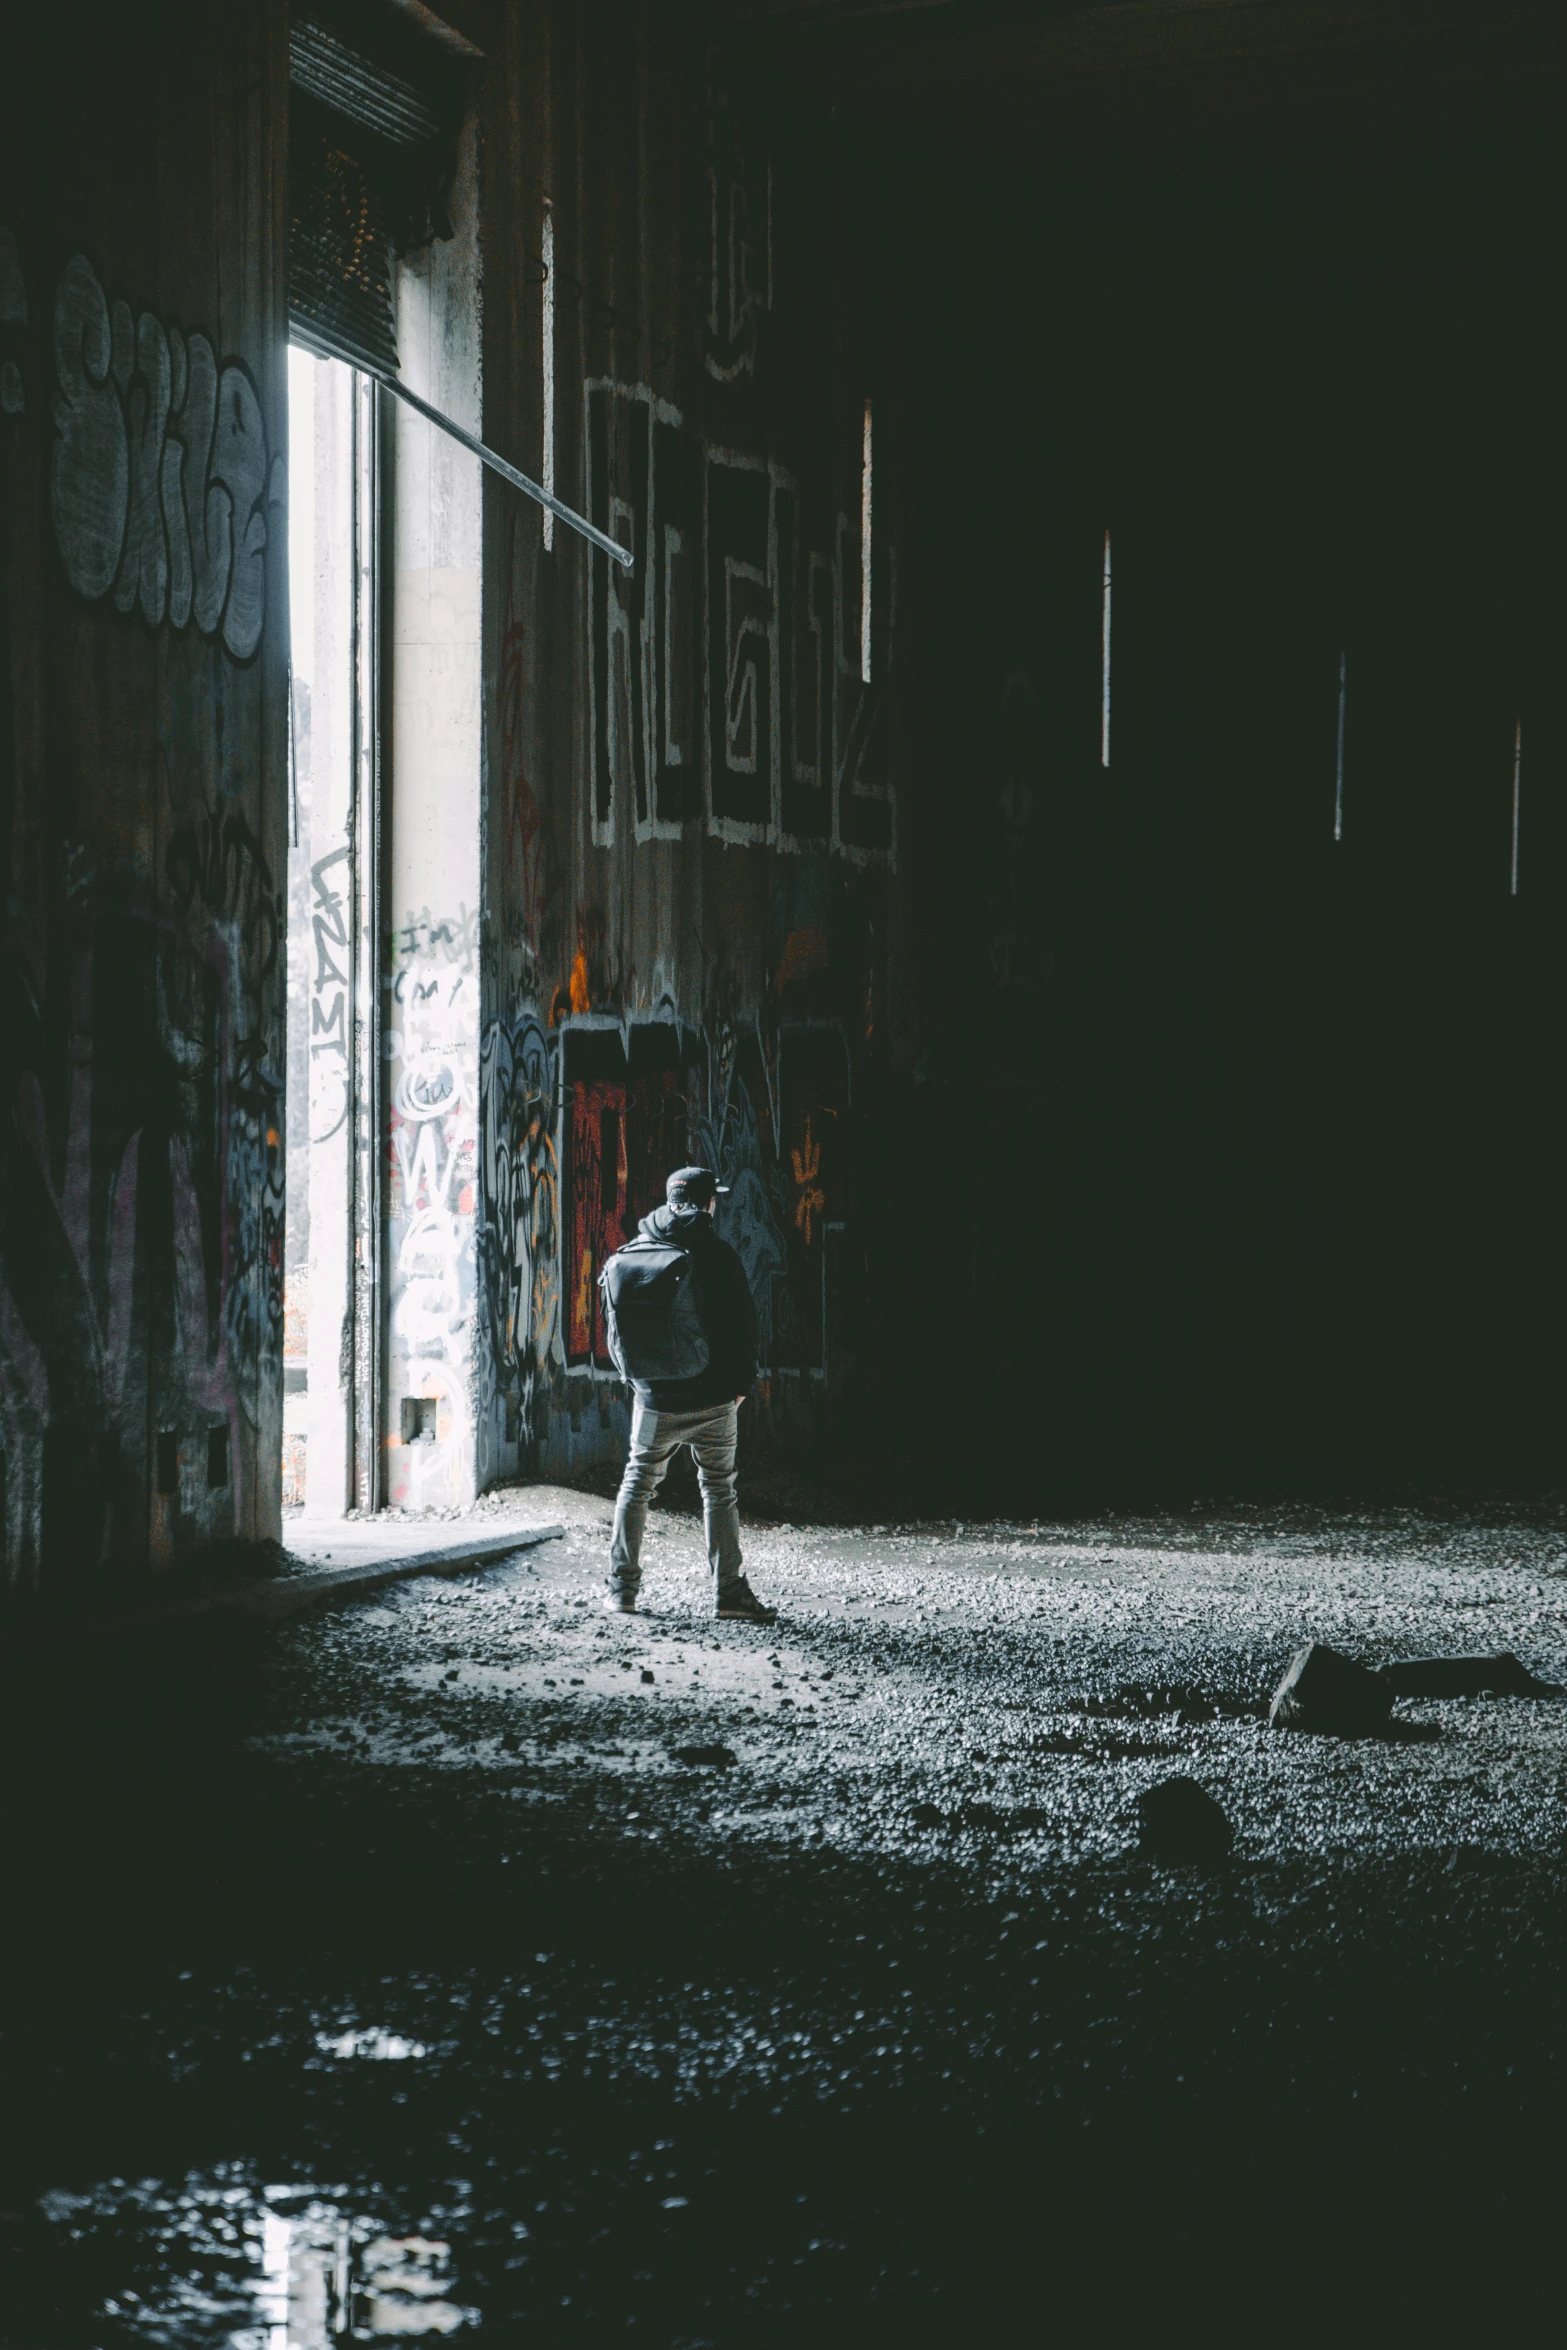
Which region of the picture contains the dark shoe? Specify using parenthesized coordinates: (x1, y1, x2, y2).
(716, 1576, 776, 1624)
(604, 1581, 640, 1615)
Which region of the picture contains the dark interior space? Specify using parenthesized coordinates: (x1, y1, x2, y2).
(2, 2, 1566, 2342)
(914, 115, 1567, 1496)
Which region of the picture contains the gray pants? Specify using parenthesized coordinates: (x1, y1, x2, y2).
(610, 1398, 743, 1598)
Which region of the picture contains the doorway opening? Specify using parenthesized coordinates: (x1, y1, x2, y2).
(283, 196, 487, 1521)
(282, 345, 383, 1518)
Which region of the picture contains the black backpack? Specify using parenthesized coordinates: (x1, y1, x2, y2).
(598, 1232, 711, 1383)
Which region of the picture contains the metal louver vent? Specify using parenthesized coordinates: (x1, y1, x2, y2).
(288, 4, 467, 375)
(289, 103, 401, 377)
(289, 15, 446, 153)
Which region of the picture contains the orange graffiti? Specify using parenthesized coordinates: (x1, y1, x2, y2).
(569, 947, 591, 1015)
(772, 924, 830, 1001)
(791, 1117, 825, 1248)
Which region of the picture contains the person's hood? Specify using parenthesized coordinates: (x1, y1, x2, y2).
(640, 1203, 715, 1248)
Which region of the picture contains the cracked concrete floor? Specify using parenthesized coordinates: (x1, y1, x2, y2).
(3, 1484, 1566, 2343)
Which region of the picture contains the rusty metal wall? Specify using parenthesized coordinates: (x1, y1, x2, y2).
(0, 3, 290, 1594)
(471, 0, 937, 1484)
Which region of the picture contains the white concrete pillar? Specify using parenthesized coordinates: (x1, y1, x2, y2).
(286, 344, 359, 1518)
(384, 126, 484, 1511)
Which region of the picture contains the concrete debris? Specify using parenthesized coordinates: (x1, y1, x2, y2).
(1135, 1776, 1233, 1864)
(1383, 1653, 1559, 1700)
(671, 1744, 737, 1769)
(1268, 1641, 1394, 1737)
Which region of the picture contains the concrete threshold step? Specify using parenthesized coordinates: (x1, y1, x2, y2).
(2, 1524, 566, 1652)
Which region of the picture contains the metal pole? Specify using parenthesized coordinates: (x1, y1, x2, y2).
(290, 325, 634, 567)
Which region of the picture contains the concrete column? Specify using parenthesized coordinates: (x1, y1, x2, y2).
(384, 123, 483, 1511)
(285, 346, 359, 1518)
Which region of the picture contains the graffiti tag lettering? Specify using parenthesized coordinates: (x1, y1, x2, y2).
(51, 255, 283, 660)
(585, 381, 894, 864)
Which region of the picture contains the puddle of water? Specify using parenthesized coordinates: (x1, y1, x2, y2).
(314, 2029, 429, 2062)
(37, 2174, 476, 2345)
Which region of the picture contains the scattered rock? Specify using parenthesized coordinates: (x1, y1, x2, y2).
(1268, 1641, 1393, 1736)
(671, 1743, 736, 1769)
(1383, 1653, 1558, 1700)
(1136, 1776, 1233, 1864)
(641, 1669, 655, 1684)
(952, 1801, 1055, 1835)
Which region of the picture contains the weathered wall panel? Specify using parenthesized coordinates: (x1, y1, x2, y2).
(0, 4, 289, 1592)
(471, 0, 938, 1486)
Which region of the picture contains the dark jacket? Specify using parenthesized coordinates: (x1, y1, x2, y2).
(630, 1204, 758, 1411)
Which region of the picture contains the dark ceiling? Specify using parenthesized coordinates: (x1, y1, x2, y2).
(706, 1, 1567, 174)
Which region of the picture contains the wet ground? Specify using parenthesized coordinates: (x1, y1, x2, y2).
(2, 1484, 1565, 2343)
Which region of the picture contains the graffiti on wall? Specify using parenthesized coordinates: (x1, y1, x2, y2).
(50, 255, 284, 661)
(584, 380, 895, 865)
(498, 510, 556, 983)
(163, 769, 286, 1391)
(387, 902, 479, 1507)
(776, 1030, 849, 1371)
(690, 1031, 789, 1361)
(566, 1075, 627, 1364)
(478, 1011, 559, 1444)
(556, 1024, 845, 1374)
(166, 779, 282, 998)
(703, 67, 773, 383)
(306, 844, 351, 1142)
(560, 1030, 702, 1367)
(474, 1005, 850, 1460)
(0, 883, 280, 1590)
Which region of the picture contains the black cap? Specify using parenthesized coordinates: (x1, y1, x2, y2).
(666, 1165, 728, 1208)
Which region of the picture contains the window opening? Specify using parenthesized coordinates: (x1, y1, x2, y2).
(285, 341, 378, 1518)
(401, 1397, 437, 1446)
(860, 397, 873, 686)
(207, 1426, 230, 1489)
(1511, 719, 1522, 896)
(287, 3, 496, 1525)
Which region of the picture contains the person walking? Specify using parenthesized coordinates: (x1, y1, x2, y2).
(600, 1165, 777, 1622)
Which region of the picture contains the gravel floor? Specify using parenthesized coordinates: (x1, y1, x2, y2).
(288, 1485, 1567, 1875)
(3, 1484, 1565, 2344)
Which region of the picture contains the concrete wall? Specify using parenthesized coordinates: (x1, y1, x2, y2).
(12, 0, 1535, 1556)
(0, 3, 288, 1593)
(467, 2, 940, 1488)
(0, 0, 939, 1582)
